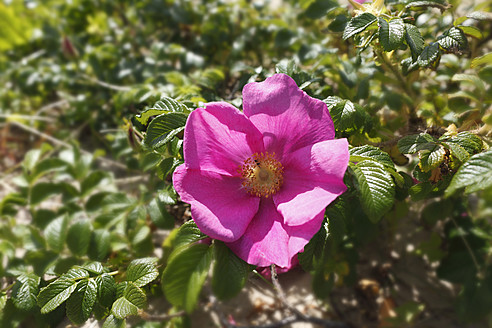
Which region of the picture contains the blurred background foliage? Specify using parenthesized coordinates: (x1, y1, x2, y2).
(1, 0, 492, 327)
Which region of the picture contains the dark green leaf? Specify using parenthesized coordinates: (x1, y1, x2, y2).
(162, 243, 213, 313)
(438, 27, 468, 54)
(405, 24, 425, 61)
(328, 99, 356, 131)
(144, 113, 187, 149)
(12, 273, 40, 311)
(83, 262, 105, 275)
(350, 161, 395, 222)
(418, 144, 446, 172)
(304, 0, 338, 19)
(134, 97, 189, 127)
(96, 273, 116, 307)
(126, 258, 159, 288)
(62, 267, 90, 280)
(442, 142, 469, 163)
(446, 150, 492, 196)
(111, 282, 146, 319)
(37, 278, 78, 313)
(44, 215, 69, 252)
(88, 229, 111, 261)
(350, 145, 395, 168)
(343, 13, 377, 40)
(212, 242, 251, 300)
(66, 278, 98, 325)
(67, 219, 92, 256)
(30, 158, 67, 183)
(81, 171, 110, 196)
(398, 133, 435, 154)
(417, 43, 440, 68)
(174, 220, 208, 249)
(378, 18, 405, 51)
(444, 132, 483, 156)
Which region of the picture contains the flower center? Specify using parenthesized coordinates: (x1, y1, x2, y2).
(238, 152, 284, 198)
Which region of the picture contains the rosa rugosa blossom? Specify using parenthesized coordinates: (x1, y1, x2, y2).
(173, 74, 349, 268)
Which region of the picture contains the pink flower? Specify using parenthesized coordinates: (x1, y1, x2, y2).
(173, 74, 349, 268)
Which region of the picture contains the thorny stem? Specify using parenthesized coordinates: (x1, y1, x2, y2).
(270, 265, 307, 319)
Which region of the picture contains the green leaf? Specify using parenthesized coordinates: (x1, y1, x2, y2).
(471, 52, 492, 68)
(446, 150, 492, 196)
(62, 267, 90, 280)
(458, 26, 483, 40)
(350, 161, 395, 222)
(212, 242, 251, 300)
(174, 220, 208, 249)
(81, 171, 110, 196)
(66, 278, 98, 325)
(30, 158, 67, 183)
(350, 145, 395, 169)
(378, 18, 405, 51)
(148, 197, 175, 230)
(144, 113, 188, 149)
(127, 258, 159, 288)
(303, 0, 338, 19)
(343, 13, 377, 40)
(405, 1, 451, 11)
(418, 144, 446, 172)
(44, 215, 69, 252)
(444, 132, 483, 155)
(437, 27, 468, 54)
(83, 262, 105, 275)
(102, 314, 126, 328)
(30, 182, 63, 205)
(442, 142, 469, 163)
(96, 273, 116, 307)
(67, 219, 92, 256)
(405, 24, 425, 61)
(134, 97, 189, 127)
(23, 149, 42, 172)
(417, 43, 440, 68)
(328, 99, 356, 131)
(12, 273, 40, 311)
(37, 278, 78, 313)
(398, 133, 435, 154)
(88, 229, 111, 261)
(111, 282, 146, 319)
(451, 74, 486, 95)
(162, 243, 213, 313)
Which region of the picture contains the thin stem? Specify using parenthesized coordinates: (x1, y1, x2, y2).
(142, 310, 186, 321)
(450, 217, 483, 278)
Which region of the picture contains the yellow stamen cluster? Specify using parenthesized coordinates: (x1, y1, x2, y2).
(238, 152, 284, 198)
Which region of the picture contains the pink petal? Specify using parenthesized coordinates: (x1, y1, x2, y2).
(242, 74, 335, 160)
(274, 139, 349, 227)
(173, 165, 260, 242)
(226, 199, 324, 268)
(184, 102, 264, 176)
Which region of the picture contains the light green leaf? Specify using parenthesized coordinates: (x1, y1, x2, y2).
(23, 149, 42, 172)
(418, 144, 446, 172)
(343, 13, 377, 40)
(458, 26, 483, 39)
(405, 1, 451, 11)
(471, 52, 492, 68)
(417, 43, 440, 68)
(66, 278, 98, 325)
(398, 133, 435, 154)
(144, 113, 188, 149)
(102, 314, 126, 328)
(111, 282, 146, 319)
(446, 150, 492, 196)
(212, 242, 251, 300)
(438, 27, 468, 54)
(127, 258, 159, 288)
(378, 18, 405, 51)
(451, 74, 486, 95)
(44, 215, 69, 252)
(81, 171, 110, 196)
(83, 262, 105, 275)
(30, 158, 67, 183)
(12, 273, 40, 311)
(350, 145, 395, 169)
(405, 24, 425, 61)
(37, 278, 78, 313)
(162, 243, 213, 313)
(350, 161, 395, 222)
(67, 220, 92, 256)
